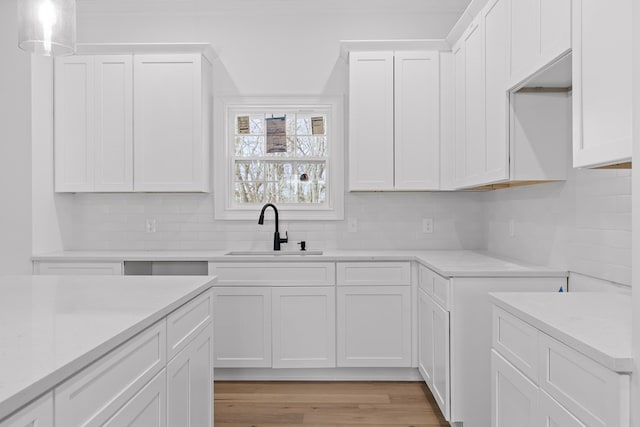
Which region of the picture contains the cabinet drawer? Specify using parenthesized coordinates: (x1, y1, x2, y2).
(418, 264, 434, 296)
(539, 389, 587, 427)
(167, 289, 213, 360)
(0, 392, 53, 427)
(432, 273, 450, 309)
(102, 369, 166, 427)
(492, 307, 539, 382)
(337, 262, 410, 286)
(34, 261, 123, 275)
(539, 333, 629, 427)
(209, 262, 335, 285)
(55, 321, 166, 426)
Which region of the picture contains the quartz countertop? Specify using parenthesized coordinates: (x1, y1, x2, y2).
(490, 292, 632, 373)
(0, 275, 216, 421)
(32, 250, 567, 278)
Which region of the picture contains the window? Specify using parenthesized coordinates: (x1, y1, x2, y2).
(215, 97, 344, 220)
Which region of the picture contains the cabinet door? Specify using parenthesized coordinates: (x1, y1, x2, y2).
(482, 0, 509, 184)
(491, 350, 538, 427)
(452, 39, 467, 188)
(348, 51, 394, 191)
(102, 370, 166, 427)
(272, 287, 335, 368)
(54, 55, 94, 192)
(539, 389, 587, 427)
(539, 0, 571, 65)
(212, 287, 271, 368)
(167, 322, 213, 427)
(419, 290, 450, 420)
(0, 392, 53, 427)
(133, 54, 207, 192)
(94, 55, 133, 192)
(337, 286, 411, 367)
(509, 0, 539, 84)
(394, 51, 440, 190)
(572, 0, 632, 167)
(463, 18, 486, 187)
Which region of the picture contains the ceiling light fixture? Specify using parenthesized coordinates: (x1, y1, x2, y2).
(18, 0, 76, 56)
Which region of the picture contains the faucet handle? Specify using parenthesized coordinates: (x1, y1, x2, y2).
(280, 231, 289, 244)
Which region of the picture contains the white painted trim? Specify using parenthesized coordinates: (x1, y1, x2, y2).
(339, 39, 451, 61)
(445, 0, 492, 46)
(214, 367, 422, 381)
(75, 43, 217, 64)
(568, 272, 632, 295)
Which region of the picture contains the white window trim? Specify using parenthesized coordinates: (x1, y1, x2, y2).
(214, 96, 345, 220)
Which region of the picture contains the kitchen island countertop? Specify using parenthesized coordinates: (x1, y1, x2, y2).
(0, 275, 216, 421)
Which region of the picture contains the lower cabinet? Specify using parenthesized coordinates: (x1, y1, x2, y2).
(491, 350, 538, 427)
(167, 322, 214, 426)
(491, 305, 630, 427)
(0, 393, 53, 427)
(418, 288, 450, 419)
(212, 287, 272, 368)
(103, 370, 167, 427)
(33, 261, 123, 275)
(272, 287, 336, 368)
(336, 286, 411, 367)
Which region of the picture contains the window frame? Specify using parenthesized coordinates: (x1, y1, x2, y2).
(214, 96, 345, 220)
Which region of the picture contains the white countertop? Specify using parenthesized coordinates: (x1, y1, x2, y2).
(0, 275, 216, 421)
(490, 292, 632, 373)
(32, 250, 567, 278)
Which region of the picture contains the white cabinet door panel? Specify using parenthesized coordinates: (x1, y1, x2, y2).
(133, 54, 206, 192)
(337, 286, 411, 367)
(491, 350, 538, 427)
(103, 370, 166, 427)
(348, 51, 394, 191)
(212, 287, 271, 368)
(167, 322, 213, 427)
(463, 19, 485, 186)
(394, 51, 440, 190)
(272, 287, 336, 368)
(94, 55, 133, 192)
(539, 389, 587, 427)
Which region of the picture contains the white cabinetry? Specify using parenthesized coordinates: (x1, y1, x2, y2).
(416, 264, 564, 426)
(452, 0, 569, 189)
(103, 370, 166, 427)
(272, 287, 336, 368)
(167, 323, 213, 427)
(508, 0, 571, 87)
(212, 287, 272, 368)
(33, 261, 123, 275)
(348, 50, 440, 191)
(0, 393, 53, 427)
(55, 55, 133, 192)
(54, 45, 213, 193)
(491, 305, 630, 427)
(572, 0, 632, 168)
(133, 54, 211, 192)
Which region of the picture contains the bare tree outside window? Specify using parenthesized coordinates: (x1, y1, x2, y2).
(232, 112, 328, 206)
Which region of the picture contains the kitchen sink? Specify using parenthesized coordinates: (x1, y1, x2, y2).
(224, 250, 323, 256)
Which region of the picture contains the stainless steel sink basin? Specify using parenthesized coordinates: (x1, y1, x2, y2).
(224, 250, 323, 256)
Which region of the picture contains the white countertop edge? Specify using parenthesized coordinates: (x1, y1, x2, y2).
(0, 279, 216, 422)
(489, 294, 633, 373)
(31, 251, 568, 278)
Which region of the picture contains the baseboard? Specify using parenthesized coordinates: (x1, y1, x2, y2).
(214, 367, 423, 381)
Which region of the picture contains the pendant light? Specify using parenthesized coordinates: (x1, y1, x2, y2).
(18, 0, 76, 56)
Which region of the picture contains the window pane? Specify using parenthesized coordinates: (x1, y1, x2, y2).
(234, 182, 264, 204)
(298, 181, 326, 204)
(295, 136, 326, 157)
(235, 161, 264, 181)
(235, 136, 264, 156)
(265, 162, 293, 181)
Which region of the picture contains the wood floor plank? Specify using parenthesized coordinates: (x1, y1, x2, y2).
(214, 381, 449, 426)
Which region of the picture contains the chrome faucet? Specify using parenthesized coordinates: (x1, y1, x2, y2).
(258, 203, 288, 251)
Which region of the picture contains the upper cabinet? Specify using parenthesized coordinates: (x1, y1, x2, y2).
(451, 0, 569, 189)
(347, 46, 441, 191)
(54, 45, 214, 193)
(508, 0, 571, 88)
(572, 0, 632, 168)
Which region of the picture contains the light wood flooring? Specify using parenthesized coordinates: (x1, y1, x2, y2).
(214, 381, 449, 426)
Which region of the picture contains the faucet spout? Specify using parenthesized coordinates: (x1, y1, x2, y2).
(258, 203, 288, 250)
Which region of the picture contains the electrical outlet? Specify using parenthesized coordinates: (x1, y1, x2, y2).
(422, 218, 433, 233)
(348, 218, 358, 233)
(146, 218, 157, 233)
(508, 219, 515, 237)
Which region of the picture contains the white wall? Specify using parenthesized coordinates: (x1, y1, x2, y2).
(484, 167, 632, 286)
(0, 0, 32, 274)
